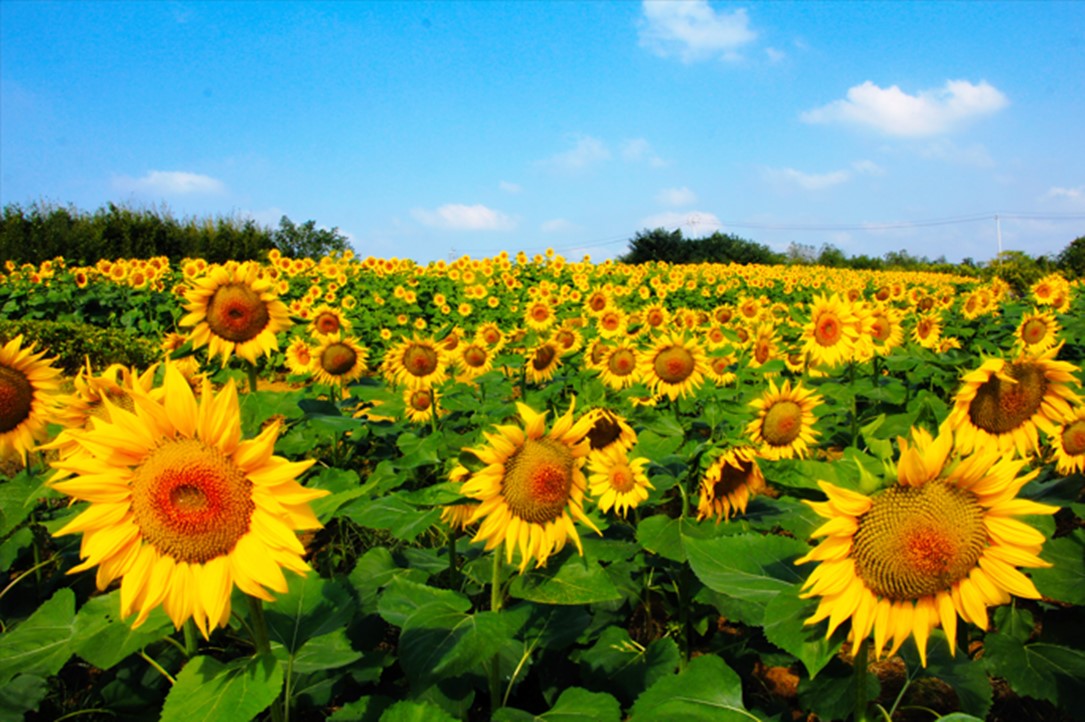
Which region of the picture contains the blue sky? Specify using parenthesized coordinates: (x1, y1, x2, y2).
(2, 0, 1084, 264)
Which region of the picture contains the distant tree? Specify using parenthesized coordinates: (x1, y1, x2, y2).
(271, 216, 350, 259)
(816, 244, 848, 268)
(618, 228, 781, 265)
(991, 250, 1045, 297)
(1057, 235, 1085, 278)
(785, 242, 817, 264)
(618, 228, 688, 264)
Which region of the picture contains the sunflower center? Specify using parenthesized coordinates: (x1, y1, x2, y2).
(653, 346, 695, 384)
(502, 438, 574, 524)
(589, 295, 607, 312)
(601, 313, 620, 331)
(402, 344, 439, 377)
(532, 345, 556, 371)
(314, 312, 341, 334)
(1021, 319, 1048, 345)
(647, 310, 664, 327)
(852, 481, 986, 600)
(531, 305, 550, 322)
(871, 317, 891, 342)
(608, 464, 636, 493)
(916, 319, 934, 338)
(555, 330, 576, 350)
(0, 365, 34, 433)
(321, 343, 357, 376)
(130, 439, 254, 564)
(761, 401, 803, 446)
(968, 362, 1048, 435)
(463, 345, 488, 368)
(482, 328, 502, 345)
(1062, 420, 1085, 456)
(587, 413, 622, 450)
(713, 458, 753, 498)
(205, 283, 270, 343)
(814, 314, 842, 346)
(409, 389, 431, 411)
(608, 349, 636, 376)
(754, 340, 771, 364)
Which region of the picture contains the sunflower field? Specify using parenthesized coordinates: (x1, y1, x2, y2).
(1, 250, 1084, 722)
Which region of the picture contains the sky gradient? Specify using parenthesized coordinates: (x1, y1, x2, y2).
(2, 1, 1084, 264)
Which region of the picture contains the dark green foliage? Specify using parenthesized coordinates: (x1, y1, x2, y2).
(0, 318, 159, 374)
(1058, 236, 1085, 278)
(618, 228, 783, 265)
(272, 216, 350, 259)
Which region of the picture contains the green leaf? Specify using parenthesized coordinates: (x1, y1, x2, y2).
(993, 604, 1035, 644)
(327, 695, 393, 721)
(71, 590, 174, 670)
(636, 514, 687, 562)
(395, 431, 442, 468)
(275, 628, 362, 675)
(494, 687, 622, 722)
(379, 699, 460, 722)
(398, 604, 525, 686)
(762, 584, 842, 679)
(1030, 529, 1085, 605)
(507, 552, 622, 605)
(797, 657, 880, 722)
(902, 631, 992, 719)
(633, 429, 684, 460)
(0, 674, 47, 722)
(983, 633, 1085, 706)
(933, 715, 985, 722)
(159, 654, 283, 722)
(629, 653, 754, 721)
(0, 587, 75, 684)
(0, 469, 44, 537)
(573, 626, 679, 706)
(377, 577, 471, 628)
(264, 573, 357, 654)
(307, 467, 368, 522)
(682, 532, 807, 623)
(345, 492, 442, 542)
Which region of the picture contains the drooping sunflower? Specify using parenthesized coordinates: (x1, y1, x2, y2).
(587, 446, 652, 517)
(307, 304, 352, 338)
(802, 293, 862, 369)
(458, 400, 600, 571)
(597, 342, 641, 391)
(311, 333, 369, 389)
(180, 261, 292, 366)
(695, 446, 765, 523)
(637, 332, 708, 401)
(525, 341, 563, 385)
(54, 361, 159, 435)
(797, 427, 1056, 666)
(49, 363, 327, 637)
(381, 335, 450, 389)
(582, 407, 638, 454)
(1014, 308, 1060, 355)
(946, 347, 1081, 457)
(746, 379, 822, 460)
(1050, 406, 1085, 475)
(0, 335, 64, 463)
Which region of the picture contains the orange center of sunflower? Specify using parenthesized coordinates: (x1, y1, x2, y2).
(870, 316, 891, 342)
(482, 328, 502, 345)
(852, 481, 986, 600)
(589, 294, 608, 312)
(715, 308, 733, 324)
(761, 401, 803, 446)
(647, 310, 664, 327)
(531, 304, 550, 322)
(402, 343, 439, 377)
(502, 438, 575, 524)
(735, 328, 749, 343)
(463, 345, 488, 368)
(205, 283, 270, 343)
(601, 313, 621, 331)
(653, 346, 695, 384)
(916, 319, 934, 339)
(754, 340, 771, 364)
(409, 389, 431, 411)
(1061, 420, 1085, 456)
(0, 365, 33, 433)
(1021, 318, 1048, 346)
(814, 313, 842, 346)
(130, 439, 254, 564)
(608, 349, 636, 376)
(532, 344, 557, 371)
(554, 330, 575, 350)
(608, 464, 636, 493)
(967, 362, 1048, 435)
(320, 343, 357, 376)
(711, 357, 731, 375)
(314, 312, 341, 334)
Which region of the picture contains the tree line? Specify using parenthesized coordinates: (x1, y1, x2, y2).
(0, 201, 349, 265)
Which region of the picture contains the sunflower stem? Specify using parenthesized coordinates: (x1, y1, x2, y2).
(182, 619, 199, 657)
(853, 637, 871, 722)
(490, 544, 504, 612)
(429, 387, 439, 436)
(246, 362, 259, 394)
(488, 544, 505, 715)
(447, 527, 459, 588)
(246, 596, 285, 722)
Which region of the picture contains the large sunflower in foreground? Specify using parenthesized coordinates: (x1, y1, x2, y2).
(946, 347, 1081, 457)
(457, 400, 600, 572)
(180, 262, 292, 366)
(797, 427, 1056, 666)
(0, 335, 64, 463)
(49, 364, 327, 637)
(745, 379, 822, 460)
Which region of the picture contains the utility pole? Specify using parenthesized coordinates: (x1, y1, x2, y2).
(995, 214, 1003, 260)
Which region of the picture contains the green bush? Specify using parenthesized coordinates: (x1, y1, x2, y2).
(0, 318, 160, 375)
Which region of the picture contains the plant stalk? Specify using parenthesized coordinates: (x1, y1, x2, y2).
(247, 595, 285, 722)
(853, 637, 871, 722)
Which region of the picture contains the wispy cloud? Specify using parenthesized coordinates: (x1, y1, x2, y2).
(540, 135, 611, 172)
(801, 80, 1008, 137)
(412, 203, 517, 231)
(622, 138, 666, 166)
(918, 138, 995, 167)
(764, 160, 882, 191)
(1045, 186, 1084, 200)
(540, 218, 578, 233)
(639, 210, 722, 235)
(638, 1, 756, 63)
(499, 180, 522, 194)
(113, 170, 226, 195)
(656, 186, 698, 206)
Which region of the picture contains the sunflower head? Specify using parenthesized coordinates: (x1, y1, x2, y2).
(587, 446, 652, 518)
(696, 446, 765, 522)
(745, 379, 822, 460)
(0, 334, 65, 463)
(638, 332, 707, 401)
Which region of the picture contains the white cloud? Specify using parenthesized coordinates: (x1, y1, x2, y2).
(1045, 186, 1084, 200)
(541, 135, 610, 171)
(764, 46, 786, 63)
(763, 160, 882, 191)
(412, 203, 517, 231)
(639, 1, 757, 63)
(114, 170, 226, 195)
(657, 186, 698, 206)
(639, 210, 723, 235)
(801, 79, 1008, 137)
(850, 159, 885, 176)
(499, 180, 522, 194)
(540, 218, 578, 233)
(622, 138, 666, 166)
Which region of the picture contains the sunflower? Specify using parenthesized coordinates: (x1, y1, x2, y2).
(54, 360, 159, 432)
(802, 293, 862, 368)
(524, 300, 556, 331)
(911, 312, 942, 350)
(797, 427, 1056, 666)
(284, 337, 315, 376)
(638, 332, 707, 401)
(696, 446, 765, 523)
(946, 347, 1081, 457)
(311, 333, 369, 389)
(1050, 406, 1085, 475)
(587, 446, 652, 517)
(455, 341, 496, 380)
(597, 342, 641, 391)
(583, 408, 638, 454)
(49, 363, 327, 637)
(525, 341, 563, 384)
(746, 379, 822, 460)
(381, 335, 449, 389)
(1014, 308, 1060, 355)
(458, 400, 600, 571)
(403, 387, 441, 424)
(0, 335, 64, 463)
(475, 322, 505, 348)
(180, 261, 292, 366)
(596, 308, 627, 339)
(747, 324, 780, 369)
(307, 304, 352, 338)
(551, 326, 584, 356)
(705, 353, 738, 386)
(864, 305, 904, 358)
